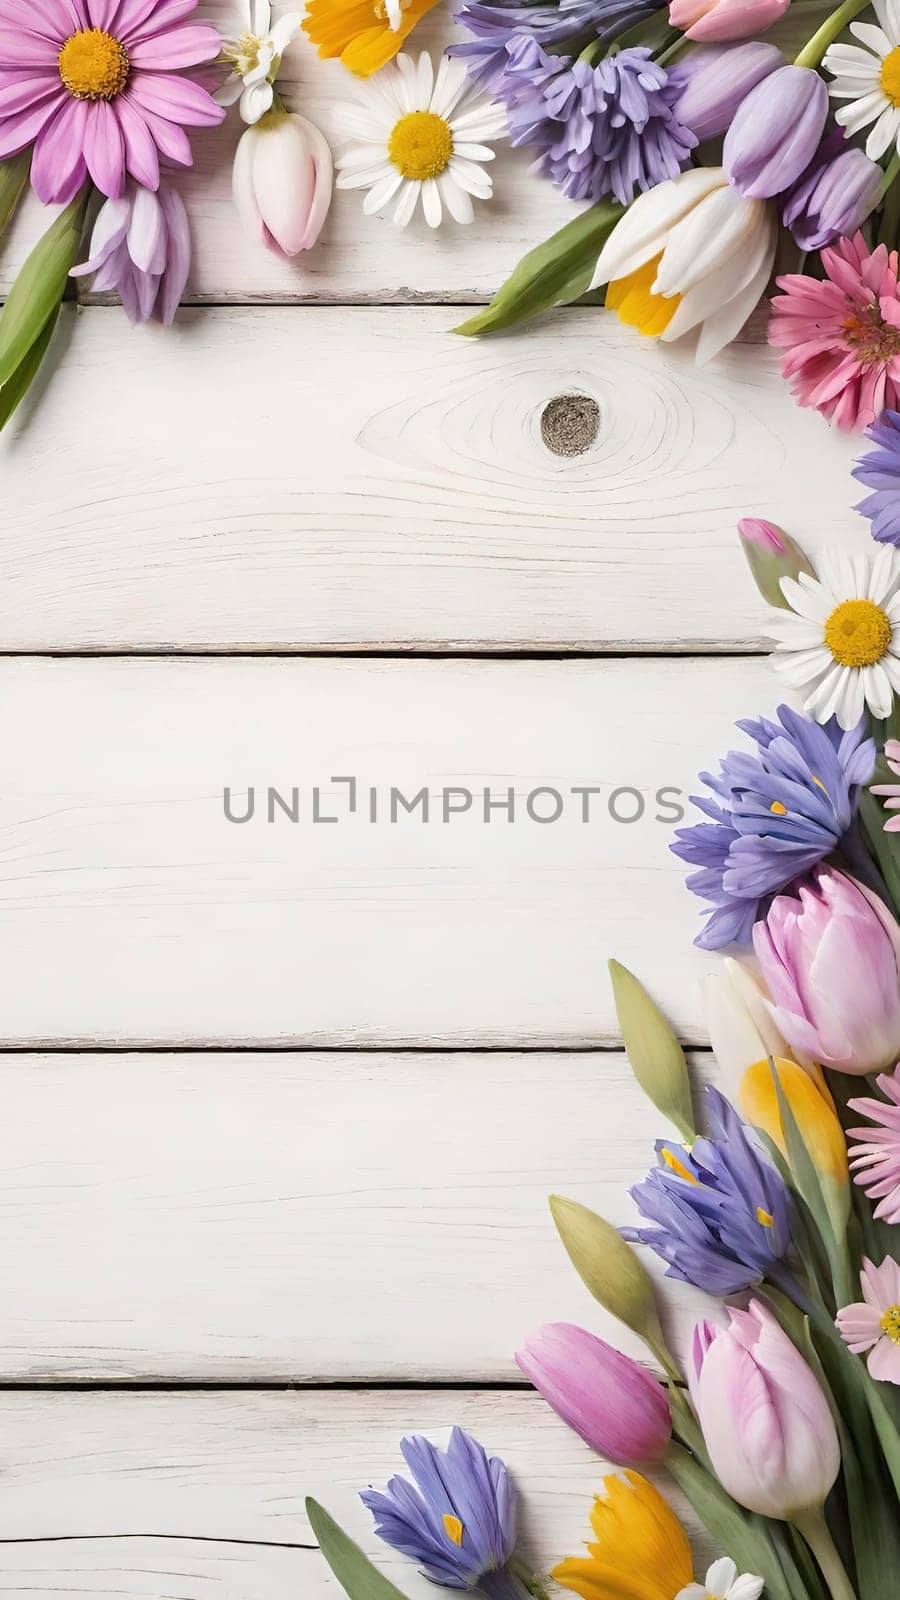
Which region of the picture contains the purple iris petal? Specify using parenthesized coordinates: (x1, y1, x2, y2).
(854, 409, 900, 546)
(671, 704, 875, 950)
(451, 0, 660, 91)
(624, 1087, 792, 1296)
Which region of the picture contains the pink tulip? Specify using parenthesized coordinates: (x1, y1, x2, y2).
(668, 0, 790, 42)
(689, 1301, 840, 1518)
(233, 110, 333, 258)
(516, 1323, 671, 1463)
(753, 868, 900, 1075)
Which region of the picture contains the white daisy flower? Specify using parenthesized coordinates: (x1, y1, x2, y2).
(767, 547, 900, 730)
(676, 1558, 764, 1600)
(335, 52, 508, 228)
(218, 0, 302, 126)
(824, 0, 900, 159)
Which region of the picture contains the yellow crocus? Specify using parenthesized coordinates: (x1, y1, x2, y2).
(740, 1056, 849, 1232)
(303, 0, 440, 76)
(553, 1471, 693, 1600)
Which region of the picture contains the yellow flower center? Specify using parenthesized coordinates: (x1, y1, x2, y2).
(823, 598, 892, 668)
(442, 1514, 464, 1546)
(58, 28, 130, 100)
(388, 110, 453, 180)
(606, 254, 681, 338)
(881, 46, 900, 106)
(882, 1304, 900, 1343)
(224, 30, 264, 77)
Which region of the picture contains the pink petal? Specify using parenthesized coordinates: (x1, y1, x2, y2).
(120, 88, 191, 165)
(115, 91, 160, 189)
(0, 72, 65, 116)
(0, 92, 63, 157)
(835, 1301, 883, 1353)
(0, 29, 59, 67)
(0, 0, 79, 38)
(31, 95, 90, 203)
(119, 0, 202, 42)
(85, 0, 122, 28)
(82, 99, 126, 199)
(867, 1337, 900, 1384)
(127, 70, 226, 129)
(129, 23, 221, 70)
(157, 182, 190, 324)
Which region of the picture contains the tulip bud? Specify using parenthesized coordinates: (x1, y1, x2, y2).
(754, 868, 900, 1076)
(670, 43, 784, 141)
(702, 956, 796, 1098)
(782, 129, 881, 252)
(737, 518, 816, 609)
(739, 1055, 850, 1235)
(549, 1196, 671, 1367)
(516, 1323, 672, 1463)
(233, 109, 333, 257)
(689, 1301, 840, 1519)
(668, 0, 789, 42)
(724, 66, 830, 198)
(609, 960, 695, 1142)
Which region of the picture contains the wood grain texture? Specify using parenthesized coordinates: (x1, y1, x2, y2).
(0, 654, 778, 1047)
(0, 307, 859, 652)
(0, 1390, 714, 1597)
(0, 1050, 715, 1382)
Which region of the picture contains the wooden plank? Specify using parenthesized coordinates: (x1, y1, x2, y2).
(0, 13, 579, 304)
(0, 655, 773, 1047)
(0, 1390, 714, 1597)
(0, 1051, 714, 1382)
(0, 307, 858, 652)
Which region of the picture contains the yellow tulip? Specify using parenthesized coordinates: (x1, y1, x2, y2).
(739, 1056, 849, 1233)
(553, 1471, 693, 1600)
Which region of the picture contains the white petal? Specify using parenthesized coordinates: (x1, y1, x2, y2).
(452, 141, 497, 161)
(866, 104, 900, 158)
(269, 13, 303, 52)
(431, 54, 470, 120)
(447, 155, 492, 198)
(241, 79, 274, 125)
(655, 187, 763, 300)
(706, 1559, 738, 1596)
(865, 660, 893, 717)
(362, 168, 403, 214)
(416, 50, 434, 107)
(127, 184, 166, 274)
(439, 171, 473, 223)
(727, 1578, 765, 1600)
(850, 20, 892, 53)
(591, 166, 726, 288)
(336, 161, 393, 190)
(393, 179, 419, 226)
(421, 176, 442, 227)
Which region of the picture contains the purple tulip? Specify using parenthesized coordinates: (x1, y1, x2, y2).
(70, 180, 191, 326)
(724, 65, 829, 198)
(670, 42, 783, 141)
(782, 126, 881, 250)
(689, 1301, 840, 1519)
(516, 1322, 671, 1463)
(754, 868, 900, 1076)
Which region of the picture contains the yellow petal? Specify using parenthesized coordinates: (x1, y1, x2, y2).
(740, 1056, 848, 1186)
(606, 256, 680, 338)
(552, 1557, 668, 1600)
(303, 0, 440, 74)
(556, 1473, 693, 1600)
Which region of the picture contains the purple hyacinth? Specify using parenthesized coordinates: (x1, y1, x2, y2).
(451, 0, 661, 91)
(494, 39, 696, 205)
(781, 124, 881, 252)
(623, 1088, 792, 1297)
(361, 1428, 530, 1599)
(671, 703, 875, 950)
(626, 1089, 791, 1295)
(854, 408, 900, 546)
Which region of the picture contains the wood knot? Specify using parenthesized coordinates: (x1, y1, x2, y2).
(540, 394, 599, 457)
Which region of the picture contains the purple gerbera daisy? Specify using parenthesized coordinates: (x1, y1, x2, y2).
(671, 703, 875, 950)
(0, 0, 224, 206)
(854, 408, 900, 546)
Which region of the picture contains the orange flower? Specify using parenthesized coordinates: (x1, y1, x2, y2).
(303, 0, 442, 76)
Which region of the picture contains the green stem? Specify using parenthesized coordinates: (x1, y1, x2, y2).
(877, 150, 900, 206)
(794, 0, 870, 67)
(576, 37, 604, 64)
(0, 151, 29, 246)
(793, 1509, 858, 1600)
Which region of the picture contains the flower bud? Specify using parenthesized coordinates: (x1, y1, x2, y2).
(724, 65, 830, 198)
(516, 1323, 672, 1463)
(549, 1196, 668, 1358)
(670, 43, 783, 141)
(737, 518, 816, 608)
(233, 109, 333, 257)
(689, 1301, 840, 1519)
(71, 180, 190, 325)
(609, 959, 695, 1142)
(668, 0, 789, 43)
(782, 127, 881, 251)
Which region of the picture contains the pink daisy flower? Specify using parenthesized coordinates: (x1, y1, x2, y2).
(847, 1065, 900, 1223)
(836, 1255, 900, 1384)
(0, 0, 225, 206)
(870, 737, 900, 832)
(769, 231, 900, 432)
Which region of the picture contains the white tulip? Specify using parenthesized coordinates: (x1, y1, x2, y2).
(233, 111, 333, 257)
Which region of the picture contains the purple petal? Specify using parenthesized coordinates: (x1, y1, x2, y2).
(30, 95, 89, 203)
(83, 99, 127, 199)
(129, 23, 222, 70)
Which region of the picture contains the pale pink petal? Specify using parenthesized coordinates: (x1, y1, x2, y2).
(128, 23, 221, 69)
(0, 91, 62, 156)
(0, 27, 60, 66)
(835, 1301, 883, 1352)
(30, 95, 89, 203)
(157, 182, 190, 324)
(114, 91, 160, 188)
(119, 0, 199, 41)
(0, 72, 65, 116)
(127, 70, 225, 129)
(120, 88, 191, 165)
(867, 1337, 900, 1384)
(82, 99, 126, 199)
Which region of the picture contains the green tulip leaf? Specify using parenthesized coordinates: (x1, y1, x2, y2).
(0, 189, 86, 388)
(305, 1499, 412, 1600)
(0, 151, 30, 244)
(0, 305, 59, 431)
(455, 200, 623, 337)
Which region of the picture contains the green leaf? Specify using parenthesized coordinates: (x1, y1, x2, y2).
(0, 189, 87, 387)
(0, 304, 59, 431)
(666, 1445, 808, 1600)
(608, 959, 696, 1142)
(0, 151, 30, 243)
(455, 200, 623, 337)
(305, 1499, 412, 1600)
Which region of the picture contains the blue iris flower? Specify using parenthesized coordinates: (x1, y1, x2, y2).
(671, 703, 874, 950)
(624, 1088, 792, 1297)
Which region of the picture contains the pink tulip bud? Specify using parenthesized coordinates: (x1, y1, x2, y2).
(754, 868, 900, 1075)
(736, 518, 816, 608)
(669, 0, 789, 42)
(689, 1301, 840, 1519)
(233, 110, 333, 258)
(516, 1323, 671, 1463)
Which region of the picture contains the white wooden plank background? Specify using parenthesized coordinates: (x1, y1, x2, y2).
(0, 1391, 714, 1597)
(0, 308, 860, 652)
(0, 654, 778, 1046)
(0, 1051, 715, 1382)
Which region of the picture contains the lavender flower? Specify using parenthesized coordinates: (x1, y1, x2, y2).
(671, 703, 875, 950)
(854, 409, 900, 546)
(624, 1087, 792, 1296)
(451, 0, 661, 91)
(71, 180, 191, 326)
(362, 1428, 532, 1599)
(668, 42, 783, 141)
(495, 39, 696, 204)
(781, 125, 881, 251)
